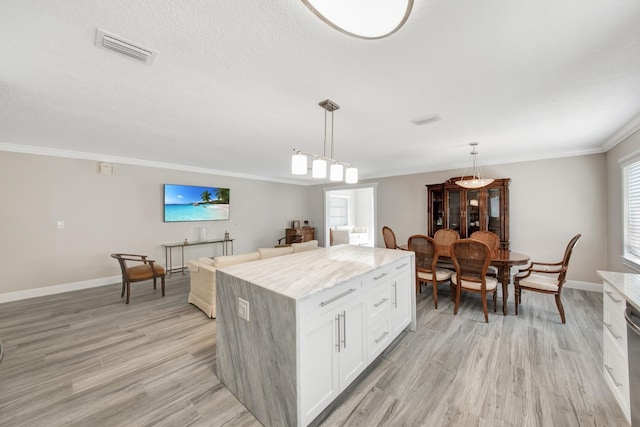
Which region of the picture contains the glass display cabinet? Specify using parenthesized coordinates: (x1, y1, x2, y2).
(426, 177, 511, 250)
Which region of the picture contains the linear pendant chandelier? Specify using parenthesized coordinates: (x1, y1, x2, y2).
(455, 142, 494, 189)
(292, 99, 358, 184)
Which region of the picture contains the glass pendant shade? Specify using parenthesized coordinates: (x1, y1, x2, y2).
(291, 152, 307, 175)
(345, 166, 358, 184)
(455, 177, 494, 189)
(330, 163, 344, 181)
(312, 158, 327, 178)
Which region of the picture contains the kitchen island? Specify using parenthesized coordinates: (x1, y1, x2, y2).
(216, 245, 416, 426)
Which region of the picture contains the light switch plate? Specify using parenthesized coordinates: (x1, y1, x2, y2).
(238, 298, 250, 321)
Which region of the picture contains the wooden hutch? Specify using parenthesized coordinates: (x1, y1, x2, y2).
(426, 177, 511, 250)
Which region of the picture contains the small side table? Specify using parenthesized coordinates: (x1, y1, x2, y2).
(163, 239, 234, 277)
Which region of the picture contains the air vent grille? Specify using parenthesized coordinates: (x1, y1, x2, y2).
(95, 29, 157, 65)
(411, 114, 442, 126)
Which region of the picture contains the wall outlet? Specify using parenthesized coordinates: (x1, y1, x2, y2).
(238, 298, 250, 321)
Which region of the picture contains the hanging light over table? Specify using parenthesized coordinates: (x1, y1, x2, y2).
(455, 142, 494, 189)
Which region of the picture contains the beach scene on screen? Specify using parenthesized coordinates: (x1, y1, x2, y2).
(164, 184, 230, 222)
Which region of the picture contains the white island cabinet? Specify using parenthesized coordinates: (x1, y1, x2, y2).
(216, 246, 415, 427)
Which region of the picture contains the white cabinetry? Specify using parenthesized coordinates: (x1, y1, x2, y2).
(602, 280, 631, 422)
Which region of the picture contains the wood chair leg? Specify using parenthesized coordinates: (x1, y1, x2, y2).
(481, 292, 489, 323)
(433, 280, 438, 309)
(493, 291, 497, 312)
(514, 287, 520, 316)
(126, 281, 131, 304)
(454, 285, 461, 315)
(555, 293, 566, 324)
(161, 275, 165, 297)
(153, 277, 157, 290)
(416, 277, 420, 295)
(121, 280, 125, 298)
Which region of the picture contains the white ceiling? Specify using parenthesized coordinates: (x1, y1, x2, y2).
(2, 1, 640, 184)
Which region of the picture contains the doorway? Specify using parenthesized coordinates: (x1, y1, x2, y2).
(324, 184, 377, 247)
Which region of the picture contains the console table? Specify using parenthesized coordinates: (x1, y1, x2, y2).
(162, 239, 234, 277)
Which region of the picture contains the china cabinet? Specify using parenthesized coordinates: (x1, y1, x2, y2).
(426, 177, 511, 250)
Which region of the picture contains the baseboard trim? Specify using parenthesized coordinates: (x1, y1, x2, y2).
(564, 280, 602, 293)
(0, 275, 120, 304)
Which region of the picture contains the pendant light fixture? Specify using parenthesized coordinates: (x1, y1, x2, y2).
(455, 142, 494, 189)
(291, 99, 358, 184)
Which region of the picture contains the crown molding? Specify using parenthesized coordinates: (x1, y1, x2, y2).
(0, 142, 304, 185)
(601, 111, 640, 152)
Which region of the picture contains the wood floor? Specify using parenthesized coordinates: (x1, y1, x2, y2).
(0, 275, 629, 426)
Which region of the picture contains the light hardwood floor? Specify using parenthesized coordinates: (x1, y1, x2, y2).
(0, 275, 629, 426)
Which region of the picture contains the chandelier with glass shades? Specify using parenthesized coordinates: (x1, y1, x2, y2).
(291, 99, 358, 184)
(455, 142, 495, 189)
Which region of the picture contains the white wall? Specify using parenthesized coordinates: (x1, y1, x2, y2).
(0, 151, 308, 295)
(307, 154, 607, 283)
(606, 130, 640, 273)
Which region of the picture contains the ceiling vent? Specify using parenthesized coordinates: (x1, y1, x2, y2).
(95, 29, 157, 65)
(411, 114, 442, 126)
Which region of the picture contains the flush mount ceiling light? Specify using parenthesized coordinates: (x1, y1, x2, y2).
(455, 142, 495, 189)
(292, 99, 358, 184)
(302, 0, 414, 39)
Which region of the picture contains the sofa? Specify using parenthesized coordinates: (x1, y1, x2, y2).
(186, 240, 319, 318)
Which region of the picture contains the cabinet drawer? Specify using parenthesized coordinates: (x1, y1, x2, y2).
(603, 332, 630, 420)
(367, 279, 391, 322)
(300, 278, 362, 319)
(604, 299, 628, 356)
(603, 282, 626, 313)
(388, 258, 412, 277)
(368, 317, 391, 361)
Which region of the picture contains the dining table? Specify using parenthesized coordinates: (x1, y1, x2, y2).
(400, 244, 530, 315)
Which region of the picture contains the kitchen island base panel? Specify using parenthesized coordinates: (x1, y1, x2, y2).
(216, 270, 297, 427)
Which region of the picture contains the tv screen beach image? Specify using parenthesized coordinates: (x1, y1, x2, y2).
(164, 184, 230, 222)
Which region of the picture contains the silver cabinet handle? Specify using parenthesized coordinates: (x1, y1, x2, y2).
(374, 272, 387, 281)
(320, 288, 357, 307)
(374, 298, 389, 308)
(392, 282, 398, 308)
(336, 314, 341, 353)
(396, 263, 408, 269)
(604, 290, 623, 304)
(603, 322, 622, 340)
(375, 331, 389, 344)
(605, 364, 622, 387)
(341, 311, 347, 349)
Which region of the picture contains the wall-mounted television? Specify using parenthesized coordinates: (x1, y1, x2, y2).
(164, 184, 230, 222)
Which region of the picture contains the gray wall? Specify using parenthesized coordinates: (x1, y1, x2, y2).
(606, 130, 640, 272)
(0, 151, 308, 294)
(307, 153, 607, 284)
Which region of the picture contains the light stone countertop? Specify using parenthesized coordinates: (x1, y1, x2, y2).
(597, 270, 640, 311)
(219, 245, 414, 301)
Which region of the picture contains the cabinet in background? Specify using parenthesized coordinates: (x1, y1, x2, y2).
(426, 177, 511, 250)
(286, 227, 315, 243)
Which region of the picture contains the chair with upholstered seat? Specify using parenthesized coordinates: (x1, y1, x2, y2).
(433, 228, 460, 257)
(111, 253, 165, 304)
(513, 234, 581, 324)
(450, 239, 498, 323)
(408, 234, 454, 308)
(382, 226, 406, 250)
(330, 229, 350, 246)
(275, 234, 303, 247)
(469, 230, 500, 276)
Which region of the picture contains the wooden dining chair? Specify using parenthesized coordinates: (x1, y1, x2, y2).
(513, 234, 581, 324)
(470, 231, 499, 276)
(408, 235, 454, 308)
(450, 239, 498, 323)
(433, 228, 460, 257)
(111, 253, 166, 304)
(382, 226, 406, 250)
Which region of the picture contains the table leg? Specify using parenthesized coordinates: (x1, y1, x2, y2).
(500, 265, 509, 315)
(180, 245, 185, 276)
(167, 246, 172, 278)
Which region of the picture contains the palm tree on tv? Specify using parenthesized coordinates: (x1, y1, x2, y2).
(215, 188, 230, 204)
(200, 190, 212, 203)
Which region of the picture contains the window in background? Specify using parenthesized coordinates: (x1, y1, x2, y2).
(328, 196, 348, 227)
(623, 154, 640, 271)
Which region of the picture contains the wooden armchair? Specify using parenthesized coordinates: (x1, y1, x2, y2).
(408, 235, 454, 308)
(382, 226, 406, 250)
(111, 253, 165, 304)
(450, 239, 498, 323)
(276, 234, 303, 247)
(514, 234, 581, 324)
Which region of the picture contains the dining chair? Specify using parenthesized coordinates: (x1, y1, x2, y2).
(382, 226, 406, 250)
(275, 234, 303, 247)
(330, 229, 350, 246)
(450, 239, 498, 323)
(469, 230, 500, 276)
(111, 253, 166, 304)
(408, 234, 454, 308)
(513, 234, 581, 324)
(433, 228, 460, 257)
